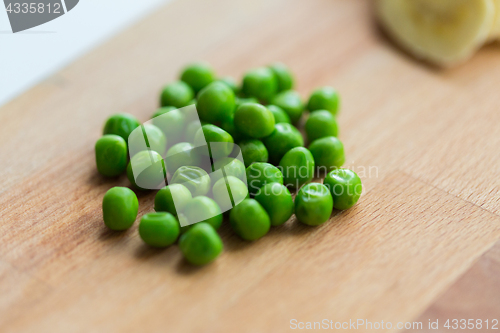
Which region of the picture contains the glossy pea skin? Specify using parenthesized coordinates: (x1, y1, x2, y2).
(307, 87, 340, 115)
(197, 82, 236, 124)
(95, 135, 128, 177)
(239, 139, 268, 167)
(154, 184, 192, 216)
(242, 67, 278, 103)
(262, 123, 304, 165)
(171, 166, 211, 196)
(271, 90, 304, 124)
(127, 150, 166, 190)
(164, 142, 201, 175)
(254, 182, 294, 226)
(179, 222, 223, 265)
(160, 81, 195, 108)
(180, 62, 216, 94)
(103, 113, 140, 141)
(235, 97, 259, 109)
(152, 107, 186, 146)
(305, 110, 339, 143)
(324, 168, 362, 210)
(267, 104, 291, 124)
(139, 212, 180, 247)
(295, 183, 333, 226)
(211, 157, 246, 183)
(308, 136, 345, 172)
(193, 124, 234, 159)
(246, 162, 283, 196)
(234, 103, 275, 139)
(230, 199, 271, 241)
(183, 196, 223, 230)
(279, 147, 315, 189)
(102, 187, 138, 230)
(212, 176, 249, 212)
(217, 76, 239, 95)
(268, 62, 294, 92)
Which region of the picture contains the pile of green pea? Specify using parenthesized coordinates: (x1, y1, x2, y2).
(95, 62, 362, 265)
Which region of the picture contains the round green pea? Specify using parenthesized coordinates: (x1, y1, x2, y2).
(103, 113, 140, 141)
(230, 199, 270, 241)
(171, 166, 211, 196)
(324, 168, 362, 210)
(152, 107, 186, 146)
(95, 134, 128, 177)
(154, 184, 192, 216)
(242, 67, 278, 103)
(279, 147, 315, 189)
(180, 62, 216, 94)
(268, 62, 294, 92)
(164, 142, 201, 175)
(197, 81, 236, 124)
(254, 182, 294, 226)
(267, 104, 291, 124)
(212, 176, 249, 212)
(139, 212, 180, 247)
(179, 222, 223, 265)
(211, 157, 246, 183)
(305, 110, 339, 143)
(193, 124, 234, 159)
(217, 76, 239, 95)
(127, 150, 166, 190)
(182, 196, 223, 230)
(246, 162, 283, 196)
(102, 187, 138, 230)
(262, 123, 304, 165)
(307, 87, 340, 115)
(294, 183, 333, 226)
(160, 81, 195, 108)
(308, 136, 345, 172)
(234, 103, 275, 139)
(239, 139, 268, 167)
(271, 90, 304, 123)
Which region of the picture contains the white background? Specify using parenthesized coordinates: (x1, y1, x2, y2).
(0, 0, 171, 107)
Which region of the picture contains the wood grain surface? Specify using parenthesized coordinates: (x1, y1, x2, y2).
(1, 0, 500, 332)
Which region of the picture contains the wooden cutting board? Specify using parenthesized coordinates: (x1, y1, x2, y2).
(1, 0, 500, 331)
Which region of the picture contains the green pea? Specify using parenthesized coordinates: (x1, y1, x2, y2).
(160, 81, 195, 108)
(179, 222, 223, 265)
(211, 157, 246, 183)
(235, 97, 259, 109)
(180, 62, 216, 94)
(279, 147, 315, 189)
(171, 166, 211, 196)
(152, 107, 186, 146)
(305, 110, 339, 143)
(212, 176, 249, 212)
(103, 113, 140, 141)
(164, 142, 201, 175)
(230, 199, 270, 241)
(182, 196, 223, 230)
(234, 103, 275, 139)
(139, 212, 180, 247)
(271, 90, 304, 123)
(308, 136, 345, 172)
(242, 67, 278, 103)
(154, 184, 192, 215)
(193, 124, 234, 159)
(127, 150, 166, 190)
(217, 76, 239, 95)
(268, 62, 294, 92)
(185, 120, 206, 143)
(267, 104, 291, 124)
(130, 124, 166, 156)
(246, 162, 283, 196)
(95, 135, 128, 177)
(324, 168, 362, 210)
(307, 87, 340, 115)
(295, 183, 333, 226)
(254, 182, 294, 226)
(239, 139, 268, 167)
(197, 81, 236, 124)
(220, 114, 248, 143)
(262, 123, 304, 165)
(102, 187, 138, 230)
